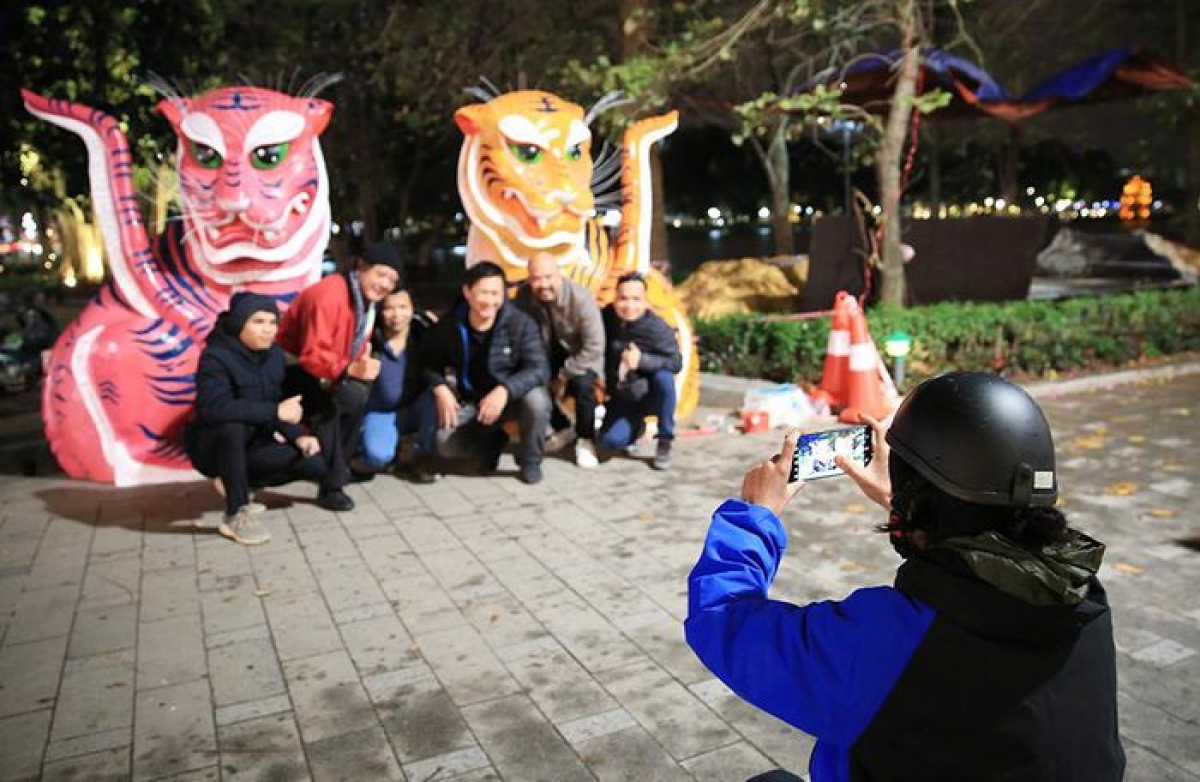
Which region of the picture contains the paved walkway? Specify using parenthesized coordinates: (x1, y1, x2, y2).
(1, 367, 1198, 781)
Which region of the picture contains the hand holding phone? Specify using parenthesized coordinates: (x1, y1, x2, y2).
(790, 424, 874, 483)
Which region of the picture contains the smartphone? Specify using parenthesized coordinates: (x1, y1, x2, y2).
(790, 424, 873, 482)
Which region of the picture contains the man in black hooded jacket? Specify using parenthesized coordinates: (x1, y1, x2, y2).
(686, 372, 1124, 782)
(187, 293, 327, 545)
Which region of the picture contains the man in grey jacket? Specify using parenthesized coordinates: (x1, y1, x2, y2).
(514, 252, 605, 468)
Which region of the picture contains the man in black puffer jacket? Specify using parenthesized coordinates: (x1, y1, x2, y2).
(186, 293, 327, 545)
(419, 261, 550, 484)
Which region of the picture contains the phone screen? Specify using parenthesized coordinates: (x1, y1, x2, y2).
(790, 425, 873, 482)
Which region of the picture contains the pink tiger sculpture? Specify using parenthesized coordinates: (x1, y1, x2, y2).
(22, 85, 334, 485)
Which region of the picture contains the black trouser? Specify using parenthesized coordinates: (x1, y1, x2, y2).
(284, 366, 370, 491)
(432, 386, 552, 468)
(188, 422, 326, 515)
(548, 347, 597, 440)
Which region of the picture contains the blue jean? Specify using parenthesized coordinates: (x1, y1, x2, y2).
(599, 369, 676, 450)
(358, 389, 437, 469)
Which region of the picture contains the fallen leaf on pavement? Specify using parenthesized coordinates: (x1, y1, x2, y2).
(1148, 508, 1177, 518)
(1072, 436, 1106, 449)
(1113, 562, 1144, 575)
(843, 504, 868, 514)
(253, 589, 273, 598)
(1104, 482, 1139, 496)
(1127, 435, 1146, 444)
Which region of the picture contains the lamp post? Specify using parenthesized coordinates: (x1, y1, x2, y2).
(830, 118, 862, 214)
(885, 331, 912, 389)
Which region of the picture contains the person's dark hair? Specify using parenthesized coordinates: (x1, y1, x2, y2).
(883, 453, 1069, 550)
(463, 260, 507, 288)
(616, 271, 647, 289)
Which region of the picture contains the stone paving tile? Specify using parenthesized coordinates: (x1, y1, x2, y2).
(66, 601, 136, 660)
(40, 747, 131, 781)
(575, 725, 695, 782)
(0, 708, 52, 780)
(262, 592, 342, 662)
(311, 558, 390, 614)
(681, 740, 779, 782)
(49, 652, 134, 742)
(42, 724, 131, 764)
(338, 612, 418, 676)
(402, 745, 492, 781)
(306, 724, 405, 781)
(596, 658, 738, 761)
(6, 583, 78, 644)
(208, 636, 286, 708)
(501, 646, 619, 724)
(460, 694, 594, 782)
(282, 649, 377, 744)
(76, 559, 140, 611)
(382, 572, 469, 635)
(374, 675, 475, 765)
(213, 694, 293, 728)
(216, 711, 308, 781)
(138, 566, 200, 623)
(413, 624, 522, 706)
(1118, 690, 1200, 777)
(137, 612, 207, 691)
(199, 586, 267, 636)
(132, 679, 217, 780)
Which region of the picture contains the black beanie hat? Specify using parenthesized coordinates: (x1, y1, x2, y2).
(360, 241, 404, 276)
(223, 292, 279, 336)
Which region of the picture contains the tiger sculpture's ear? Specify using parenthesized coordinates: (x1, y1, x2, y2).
(157, 97, 188, 131)
(455, 104, 485, 137)
(304, 98, 334, 135)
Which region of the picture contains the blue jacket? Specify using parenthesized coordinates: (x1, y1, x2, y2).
(686, 499, 1124, 782)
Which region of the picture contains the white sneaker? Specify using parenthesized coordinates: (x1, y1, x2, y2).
(575, 439, 598, 469)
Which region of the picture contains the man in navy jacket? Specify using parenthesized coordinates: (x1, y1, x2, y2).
(686, 373, 1124, 782)
(419, 261, 551, 484)
(187, 293, 327, 545)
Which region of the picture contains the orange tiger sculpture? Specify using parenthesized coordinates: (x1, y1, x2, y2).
(454, 89, 699, 418)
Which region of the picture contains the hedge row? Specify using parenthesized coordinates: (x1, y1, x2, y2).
(695, 286, 1200, 386)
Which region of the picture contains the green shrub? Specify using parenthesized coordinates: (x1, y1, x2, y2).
(695, 287, 1200, 385)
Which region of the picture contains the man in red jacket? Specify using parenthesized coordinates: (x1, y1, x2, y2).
(278, 242, 402, 511)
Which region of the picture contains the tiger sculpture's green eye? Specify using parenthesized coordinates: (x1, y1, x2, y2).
(190, 141, 223, 169)
(566, 144, 583, 162)
(251, 142, 290, 170)
(508, 143, 543, 164)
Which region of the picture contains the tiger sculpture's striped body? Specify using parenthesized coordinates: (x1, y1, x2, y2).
(22, 86, 333, 485)
(454, 90, 699, 418)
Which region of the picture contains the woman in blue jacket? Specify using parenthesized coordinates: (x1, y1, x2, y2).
(186, 293, 327, 545)
(686, 372, 1124, 782)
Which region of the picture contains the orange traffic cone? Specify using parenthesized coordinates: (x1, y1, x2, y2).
(810, 291, 854, 410)
(839, 302, 898, 424)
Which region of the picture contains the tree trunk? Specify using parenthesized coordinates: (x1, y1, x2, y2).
(876, 17, 921, 307)
(999, 124, 1020, 205)
(751, 125, 795, 257)
(926, 124, 941, 215)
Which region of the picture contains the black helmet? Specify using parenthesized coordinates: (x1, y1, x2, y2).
(886, 372, 1057, 508)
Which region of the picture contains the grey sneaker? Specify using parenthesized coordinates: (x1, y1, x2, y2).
(218, 507, 271, 546)
(545, 427, 576, 454)
(211, 478, 265, 513)
(653, 438, 672, 471)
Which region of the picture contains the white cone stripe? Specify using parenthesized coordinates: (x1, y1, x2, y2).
(849, 342, 878, 371)
(827, 330, 850, 355)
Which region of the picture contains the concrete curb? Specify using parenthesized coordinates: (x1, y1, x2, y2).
(698, 359, 1200, 410)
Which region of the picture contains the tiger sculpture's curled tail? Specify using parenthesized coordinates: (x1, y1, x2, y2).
(454, 89, 700, 418)
(23, 85, 334, 485)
